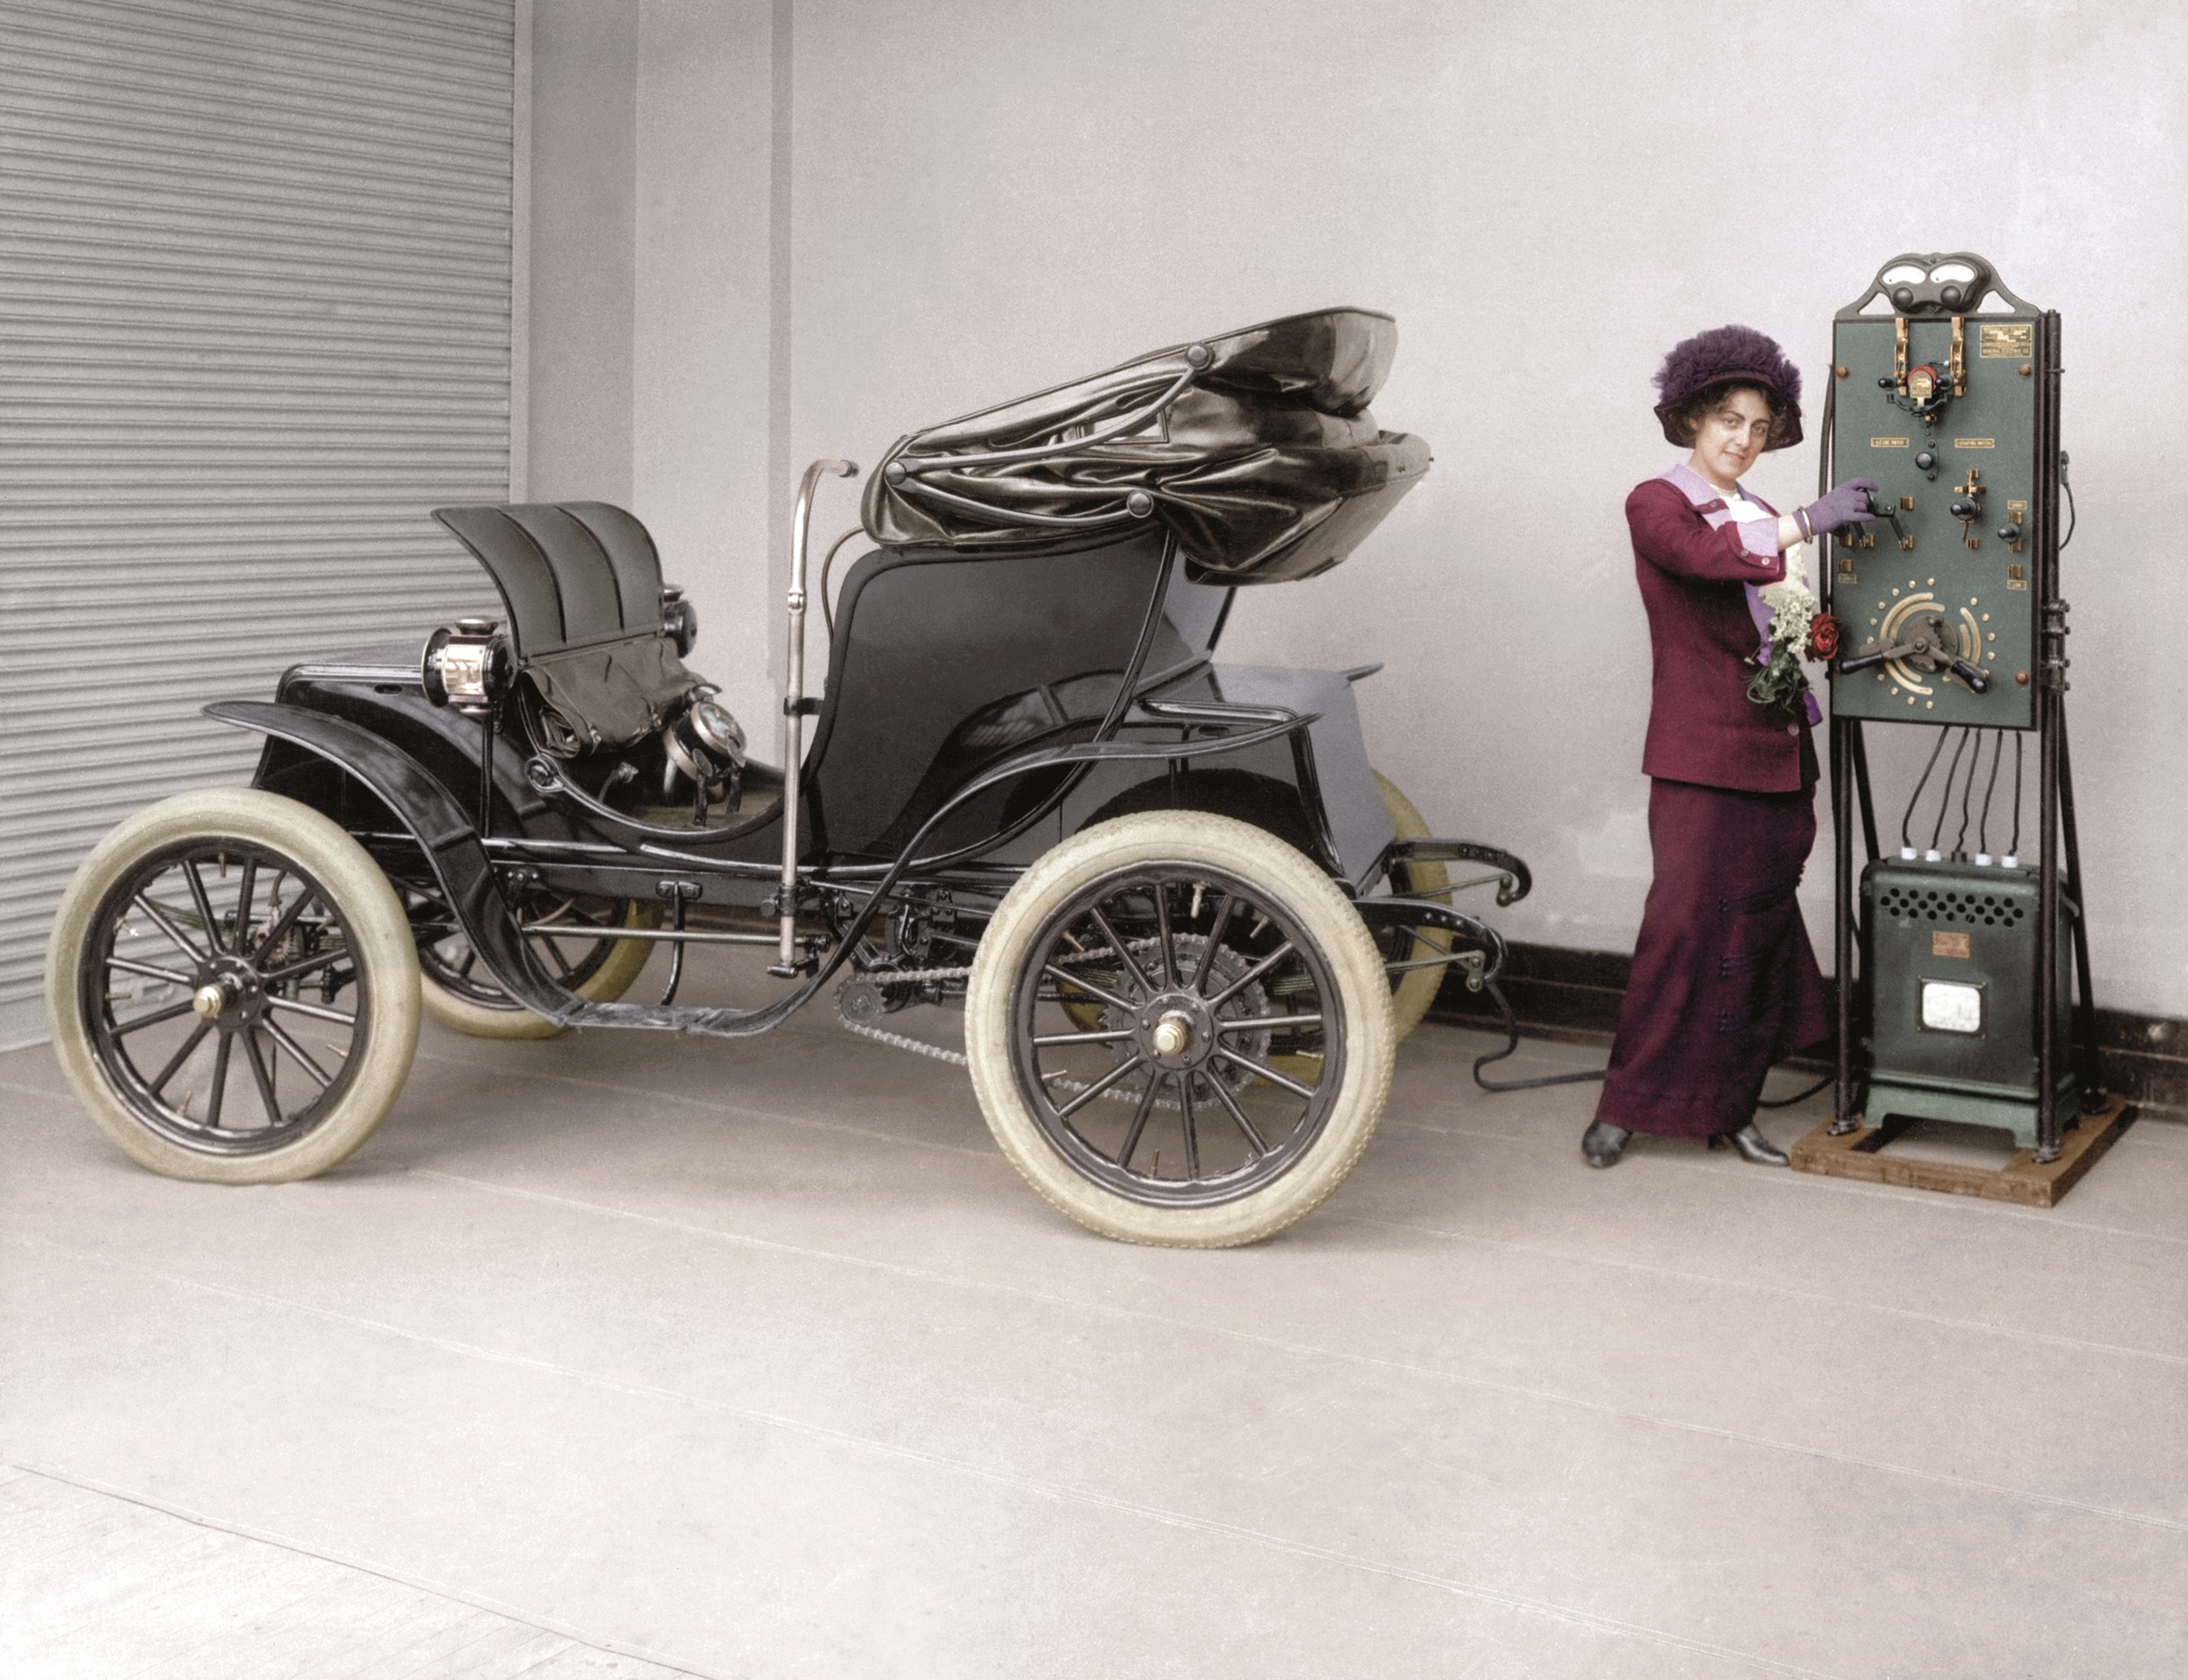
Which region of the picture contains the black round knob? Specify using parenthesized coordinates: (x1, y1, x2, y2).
(1915, 451, 1936, 471)
(1939, 283, 1964, 308)
(1950, 499, 1977, 520)
(1997, 522, 2022, 542)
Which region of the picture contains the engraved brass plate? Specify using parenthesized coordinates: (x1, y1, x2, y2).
(1871, 436, 1909, 448)
(1979, 322, 2033, 358)
(1953, 438, 1996, 449)
(1931, 930, 1972, 960)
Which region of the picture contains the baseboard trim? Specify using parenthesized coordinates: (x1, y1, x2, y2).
(1428, 941, 2187, 1121)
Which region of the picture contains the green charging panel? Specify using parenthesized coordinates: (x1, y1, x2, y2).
(1828, 312, 2044, 729)
(1860, 857, 2074, 1147)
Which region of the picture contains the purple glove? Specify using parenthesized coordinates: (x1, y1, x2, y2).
(1800, 477, 1882, 538)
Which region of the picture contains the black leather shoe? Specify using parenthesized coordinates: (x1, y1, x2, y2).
(1708, 1123, 1790, 1167)
(1582, 1120, 1632, 1168)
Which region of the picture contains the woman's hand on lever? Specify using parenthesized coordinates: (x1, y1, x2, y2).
(1783, 477, 1882, 548)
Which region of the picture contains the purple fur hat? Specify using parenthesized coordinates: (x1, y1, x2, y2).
(1653, 324, 1803, 451)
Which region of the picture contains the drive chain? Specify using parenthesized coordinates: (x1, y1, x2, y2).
(830, 955, 1184, 1108)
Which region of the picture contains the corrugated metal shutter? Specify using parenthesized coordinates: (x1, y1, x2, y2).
(0, 0, 513, 1047)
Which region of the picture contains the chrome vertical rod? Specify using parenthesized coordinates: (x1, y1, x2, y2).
(780, 457, 858, 965)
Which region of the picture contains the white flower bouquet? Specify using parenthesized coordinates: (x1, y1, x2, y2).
(1745, 576, 1820, 712)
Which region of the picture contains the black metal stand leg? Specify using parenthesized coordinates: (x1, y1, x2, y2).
(2036, 684, 2061, 1161)
(1850, 722, 1879, 867)
(2056, 709, 2105, 1108)
(1831, 716, 1860, 1135)
(2034, 309, 2066, 1165)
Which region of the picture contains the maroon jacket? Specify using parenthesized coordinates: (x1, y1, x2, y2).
(1627, 464, 1818, 794)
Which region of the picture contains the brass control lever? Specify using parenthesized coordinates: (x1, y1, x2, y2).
(1838, 614, 1991, 693)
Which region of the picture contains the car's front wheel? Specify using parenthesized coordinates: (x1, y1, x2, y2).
(45, 788, 420, 1183)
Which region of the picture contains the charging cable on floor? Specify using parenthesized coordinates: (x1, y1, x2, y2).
(1468, 979, 1834, 1107)
(1470, 981, 1608, 1092)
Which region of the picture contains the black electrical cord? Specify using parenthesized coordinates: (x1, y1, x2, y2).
(1757, 1069, 1835, 1108)
(1901, 725, 1951, 852)
(1977, 727, 2005, 856)
(1471, 983, 1608, 1091)
(1927, 727, 1971, 853)
(1468, 982, 1834, 1109)
(2059, 465, 2076, 551)
(817, 524, 864, 638)
(2010, 733, 2024, 858)
(1953, 727, 1984, 856)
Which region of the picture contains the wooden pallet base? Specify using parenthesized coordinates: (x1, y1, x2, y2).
(1789, 1094, 2136, 1208)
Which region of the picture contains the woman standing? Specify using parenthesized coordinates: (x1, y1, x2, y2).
(1582, 326, 1877, 1169)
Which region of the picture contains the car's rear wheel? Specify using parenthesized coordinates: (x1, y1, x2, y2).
(410, 889, 658, 1039)
(1373, 769, 1451, 1040)
(965, 811, 1394, 1247)
(45, 789, 420, 1183)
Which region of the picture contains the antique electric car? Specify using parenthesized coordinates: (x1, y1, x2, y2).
(46, 308, 1530, 1247)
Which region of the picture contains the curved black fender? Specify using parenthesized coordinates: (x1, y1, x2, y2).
(206, 701, 586, 1026)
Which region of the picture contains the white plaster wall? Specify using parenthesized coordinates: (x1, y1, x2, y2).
(543, 0, 2187, 1016)
(775, 0, 2188, 1016)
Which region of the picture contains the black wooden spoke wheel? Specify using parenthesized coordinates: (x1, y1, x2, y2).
(967, 812, 1394, 1247)
(45, 789, 420, 1183)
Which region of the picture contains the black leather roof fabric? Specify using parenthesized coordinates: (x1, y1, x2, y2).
(862, 308, 1431, 584)
(432, 500, 665, 658)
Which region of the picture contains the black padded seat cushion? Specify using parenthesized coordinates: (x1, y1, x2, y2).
(433, 501, 667, 658)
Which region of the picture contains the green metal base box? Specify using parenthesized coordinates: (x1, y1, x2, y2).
(1860, 856, 2074, 1148)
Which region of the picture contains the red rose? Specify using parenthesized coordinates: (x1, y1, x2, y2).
(1807, 611, 1843, 661)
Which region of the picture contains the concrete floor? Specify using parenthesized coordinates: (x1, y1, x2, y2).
(4, 949, 2184, 1679)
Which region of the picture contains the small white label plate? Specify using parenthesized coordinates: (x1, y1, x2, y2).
(1921, 980, 1985, 1034)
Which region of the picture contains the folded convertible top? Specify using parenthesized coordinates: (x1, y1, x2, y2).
(861, 307, 1431, 584)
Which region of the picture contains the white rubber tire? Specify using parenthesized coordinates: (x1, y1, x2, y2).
(965, 810, 1395, 1247)
(419, 903, 658, 1040)
(1375, 769, 1452, 1041)
(45, 788, 421, 1183)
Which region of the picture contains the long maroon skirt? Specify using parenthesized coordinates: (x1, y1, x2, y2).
(1594, 777, 1830, 1139)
